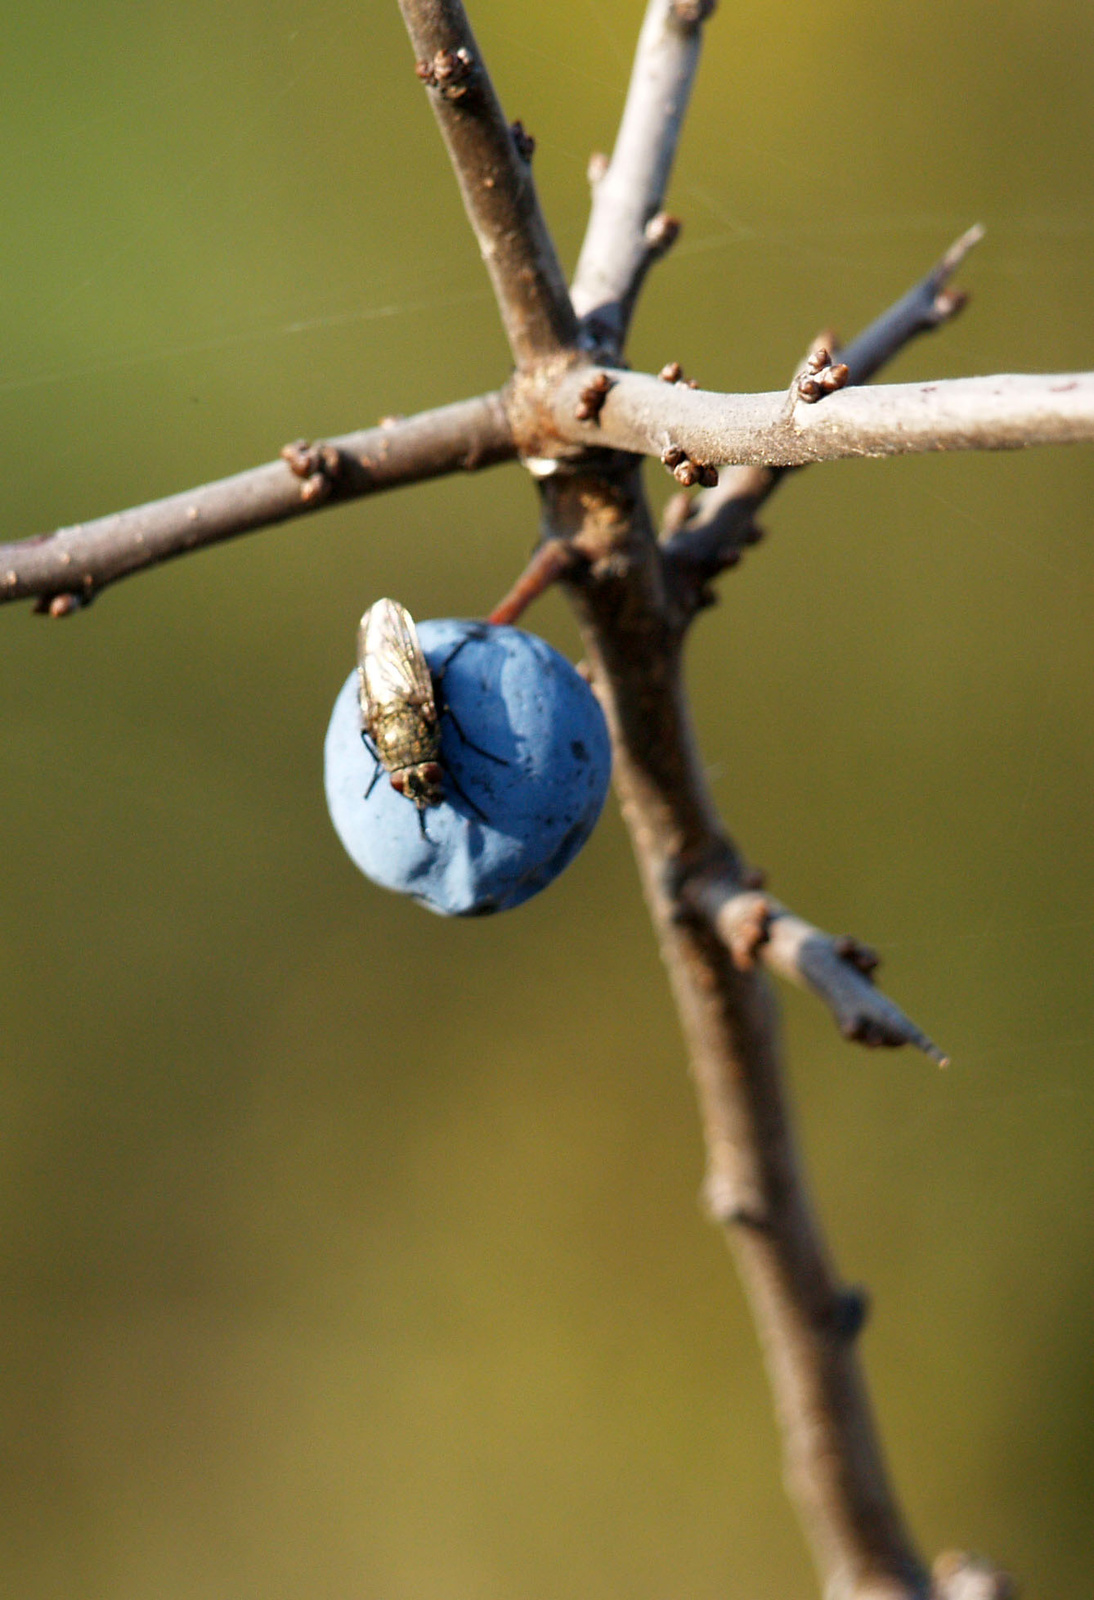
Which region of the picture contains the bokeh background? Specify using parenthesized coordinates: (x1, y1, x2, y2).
(1, 3, 1092, 1595)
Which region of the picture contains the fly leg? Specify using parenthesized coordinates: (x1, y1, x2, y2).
(432, 632, 508, 821)
(360, 729, 383, 797)
(443, 705, 507, 766)
(433, 638, 508, 766)
(433, 632, 477, 678)
(439, 697, 507, 819)
(442, 768, 489, 822)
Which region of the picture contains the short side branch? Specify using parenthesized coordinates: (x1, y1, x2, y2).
(486, 537, 576, 626)
(0, 392, 514, 607)
(688, 881, 948, 1064)
(571, 0, 715, 353)
(552, 367, 1094, 466)
(838, 224, 984, 386)
(398, 0, 578, 366)
(662, 227, 982, 592)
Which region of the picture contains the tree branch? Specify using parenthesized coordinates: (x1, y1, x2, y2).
(486, 536, 575, 626)
(397, 0, 578, 366)
(837, 223, 984, 387)
(546, 462, 929, 1600)
(14, 354, 1088, 611)
(570, 0, 715, 354)
(0, 393, 514, 607)
(9, 348, 1089, 612)
(662, 225, 984, 582)
(685, 879, 948, 1064)
(550, 367, 1094, 467)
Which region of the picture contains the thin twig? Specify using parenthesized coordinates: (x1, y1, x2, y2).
(487, 537, 575, 625)
(550, 366, 1094, 466)
(838, 223, 984, 386)
(662, 226, 983, 588)
(397, 0, 577, 366)
(570, 0, 714, 354)
(0, 393, 514, 607)
(686, 880, 948, 1064)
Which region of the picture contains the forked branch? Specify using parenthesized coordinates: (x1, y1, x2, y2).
(11, 356, 1091, 611)
(663, 225, 985, 586)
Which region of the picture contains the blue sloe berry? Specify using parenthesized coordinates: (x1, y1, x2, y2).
(324, 619, 612, 915)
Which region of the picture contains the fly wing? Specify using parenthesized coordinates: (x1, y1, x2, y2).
(357, 598, 434, 721)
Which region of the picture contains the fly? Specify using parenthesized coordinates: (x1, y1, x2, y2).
(357, 597, 503, 836)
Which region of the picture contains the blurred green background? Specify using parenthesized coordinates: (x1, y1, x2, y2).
(1, 2, 1092, 1595)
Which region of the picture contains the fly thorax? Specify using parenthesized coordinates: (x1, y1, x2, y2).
(373, 706, 440, 772)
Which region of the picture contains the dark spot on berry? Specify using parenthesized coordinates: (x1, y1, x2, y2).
(571, 739, 588, 761)
(458, 897, 500, 917)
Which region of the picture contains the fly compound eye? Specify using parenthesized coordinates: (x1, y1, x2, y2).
(423, 763, 443, 783)
(390, 772, 406, 794)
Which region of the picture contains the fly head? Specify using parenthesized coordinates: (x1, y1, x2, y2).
(390, 760, 445, 809)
